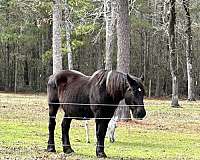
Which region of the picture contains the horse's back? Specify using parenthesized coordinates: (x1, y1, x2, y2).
(47, 70, 87, 103)
(48, 70, 94, 117)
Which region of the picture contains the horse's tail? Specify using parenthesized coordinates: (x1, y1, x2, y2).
(47, 75, 60, 107)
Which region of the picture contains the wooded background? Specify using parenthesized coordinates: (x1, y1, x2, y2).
(0, 0, 200, 99)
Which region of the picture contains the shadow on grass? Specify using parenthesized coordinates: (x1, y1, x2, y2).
(56, 152, 153, 160)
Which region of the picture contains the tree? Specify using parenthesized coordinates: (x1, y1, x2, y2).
(182, 0, 195, 101)
(64, 0, 73, 70)
(116, 0, 131, 119)
(116, 0, 130, 74)
(168, 0, 180, 107)
(53, 0, 62, 73)
(104, 0, 116, 70)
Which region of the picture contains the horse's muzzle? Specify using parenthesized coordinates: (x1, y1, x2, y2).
(131, 106, 146, 119)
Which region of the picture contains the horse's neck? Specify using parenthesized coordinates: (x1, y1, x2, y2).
(105, 71, 128, 103)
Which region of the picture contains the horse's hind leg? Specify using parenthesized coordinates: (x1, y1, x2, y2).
(47, 104, 59, 152)
(61, 115, 74, 154)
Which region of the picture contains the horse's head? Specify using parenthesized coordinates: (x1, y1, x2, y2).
(124, 74, 146, 119)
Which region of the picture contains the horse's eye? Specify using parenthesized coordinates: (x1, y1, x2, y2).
(127, 88, 132, 92)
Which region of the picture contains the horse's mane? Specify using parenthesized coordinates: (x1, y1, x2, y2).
(106, 71, 127, 99)
(89, 70, 127, 100)
(89, 70, 108, 86)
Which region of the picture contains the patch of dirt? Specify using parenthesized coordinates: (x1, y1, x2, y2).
(117, 120, 152, 127)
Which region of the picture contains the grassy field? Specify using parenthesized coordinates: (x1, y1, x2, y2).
(0, 93, 200, 160)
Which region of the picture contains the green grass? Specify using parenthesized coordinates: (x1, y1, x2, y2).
(0, 93, 200, 159)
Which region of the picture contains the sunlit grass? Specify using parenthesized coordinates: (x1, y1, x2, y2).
(0, 93, 200, 159)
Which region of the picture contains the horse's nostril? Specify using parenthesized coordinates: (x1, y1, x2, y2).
(141, 112, 146, 118)
(130, 105, 146, 119)
(140, 109, 146, 118)
(136, 110, 146, 119)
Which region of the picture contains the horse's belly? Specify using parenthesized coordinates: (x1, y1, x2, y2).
(62, 104, 94, 119)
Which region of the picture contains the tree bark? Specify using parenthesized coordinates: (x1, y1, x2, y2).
(97, 36, 103, 69)
(64, 0, 73, 70)
(168, 0, 180, 107)
(53, 0, 62, 74)
(155, 74, 160, 97)
(14, 54, 18, 93)
(116, 0, 131, 120)
(116, 0, 130, 74)
(182, 0, 195, 101)
(104, 0, 117, 70)
(148, 79, 152, 98)
(5, 42, 11, 91)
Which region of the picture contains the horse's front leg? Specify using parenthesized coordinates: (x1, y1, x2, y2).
(47, 104, 59, 152)
(61, 115, 74, 154)
(95, 119, 110, 158)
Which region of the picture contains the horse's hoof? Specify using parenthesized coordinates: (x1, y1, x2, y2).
(63, 147, 74, 154)
(97, 152, 107, 158)
(47, 146, 56, 152)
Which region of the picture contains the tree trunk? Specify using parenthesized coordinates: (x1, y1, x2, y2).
(5, 42, 11, 91)
(4, 2, 10, 91)
(182, 0, 195, 101)
(155, 74, 160, 97)
(97, 36, 103, 69)
(155, 35, 162, 97)
(104, 0, 117, 70)
(47, 24, 53, 76)
(53, 0, 62, 74)
(116, 0, 130, 73)
(168, 0, 179, 107)
(116, 0, 130, 120)
(14, 54, 18, 93)
(148, 79, 152, 98)
(64, 0, 73, 70)
(144, 31, 148, 82)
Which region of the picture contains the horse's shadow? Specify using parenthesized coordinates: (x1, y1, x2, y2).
(65, 152, 152, 160)
(47, 146, 152, 160)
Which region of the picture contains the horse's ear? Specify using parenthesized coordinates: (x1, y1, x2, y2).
(127, 74, 138, 89)
(140, 74, 144, 82)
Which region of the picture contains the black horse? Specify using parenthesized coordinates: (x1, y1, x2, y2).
(47, 69, 146, 158)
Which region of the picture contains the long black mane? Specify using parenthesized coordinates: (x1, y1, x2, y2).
(89, 70, 128, 102)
